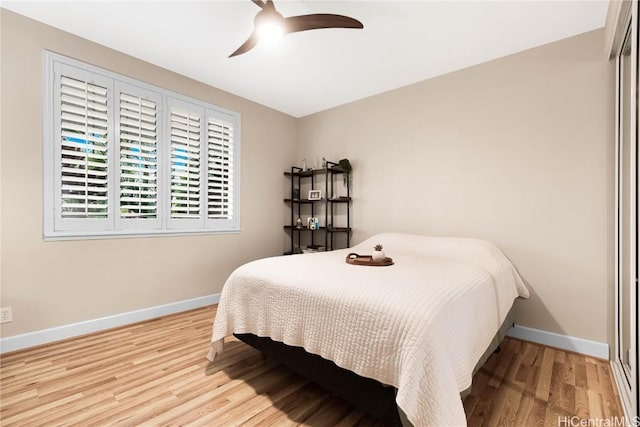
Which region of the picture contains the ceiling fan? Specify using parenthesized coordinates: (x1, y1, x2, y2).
(229, 0, 364, 58)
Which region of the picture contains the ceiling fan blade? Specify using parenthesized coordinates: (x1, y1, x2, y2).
(229, 32, 259, 57)
(251, 0, 278, 11)
(284, 14, 364, 34)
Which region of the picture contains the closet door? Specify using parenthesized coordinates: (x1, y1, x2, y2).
(614, 0, 638, 419)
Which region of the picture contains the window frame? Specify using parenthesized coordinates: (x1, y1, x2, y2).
(43, 51, 241, 240)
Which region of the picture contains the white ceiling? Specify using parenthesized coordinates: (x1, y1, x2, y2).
(2, 0, 608, 117)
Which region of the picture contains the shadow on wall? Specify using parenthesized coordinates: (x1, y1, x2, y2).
(510, 282, 568, 340)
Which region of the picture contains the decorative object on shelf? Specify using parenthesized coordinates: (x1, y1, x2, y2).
(307, 217, 319, 230)
(308, 190, 322, 200)
(303, 245, 325, 253)
(338, 158, 352, 187)
(293, 188, 300, 200)
(322, 157, 327, 169)
(295, 217, 303, 228)
(302, 158, 307, 170)
(372, 244, 386, 261)
(345, 252, 394, 266)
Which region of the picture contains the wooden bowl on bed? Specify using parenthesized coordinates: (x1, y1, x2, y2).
(346, 253, 394, 266)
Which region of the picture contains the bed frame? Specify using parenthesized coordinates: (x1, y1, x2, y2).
(233, 309, 514, 426)
(234, 333, 404, 426)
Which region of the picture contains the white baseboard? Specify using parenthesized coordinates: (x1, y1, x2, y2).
(507, 324, 609, 359)
(0, 304, 610, 360)
(0, 294, 220, 354)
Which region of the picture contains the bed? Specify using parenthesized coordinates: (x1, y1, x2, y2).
(207, 233, 529, 426)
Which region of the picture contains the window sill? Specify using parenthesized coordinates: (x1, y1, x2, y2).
(43, 228, 241, 242)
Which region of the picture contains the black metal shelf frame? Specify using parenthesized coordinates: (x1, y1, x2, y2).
(284, 161, 351, 254)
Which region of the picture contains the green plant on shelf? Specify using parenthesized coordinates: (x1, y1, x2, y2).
(338, 158, 352, 188)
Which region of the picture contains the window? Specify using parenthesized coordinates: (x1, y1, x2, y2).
(43, 52, 241, 239)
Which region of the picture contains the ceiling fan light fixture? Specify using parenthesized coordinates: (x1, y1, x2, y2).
(256, 20, 284, 43)
(255, 10, 284, 44)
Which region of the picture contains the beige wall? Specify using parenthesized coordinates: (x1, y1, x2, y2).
(0, 10, 297, 337)
(0, 9, 616, 349)
(297, 30, 615, 345)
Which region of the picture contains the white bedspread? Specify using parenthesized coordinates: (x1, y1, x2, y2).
(208, 233, 528, 426)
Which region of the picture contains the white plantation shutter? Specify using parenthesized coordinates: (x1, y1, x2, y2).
(207, 117, 234, 219)
(205, 109, 240, 231)
(59, 76, 109, 218)
(169, 100, 204, 226)
(116, 83, 161, 229)
(44, 52, 240, 238)
(49, 63, 114, 233)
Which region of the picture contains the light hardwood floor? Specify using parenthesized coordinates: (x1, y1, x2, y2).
(0, 305, 623, 426)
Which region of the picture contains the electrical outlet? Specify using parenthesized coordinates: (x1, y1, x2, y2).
(0, 307, 12, 323)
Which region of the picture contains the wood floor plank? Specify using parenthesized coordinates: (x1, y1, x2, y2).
(535, 347, 555, 401)
(574, 385, 591, 419)
(242, 381, 331, 426)
(298, 395, 358, 426)
(513, 393, 536, 426)
(0, 305, 625, 426)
